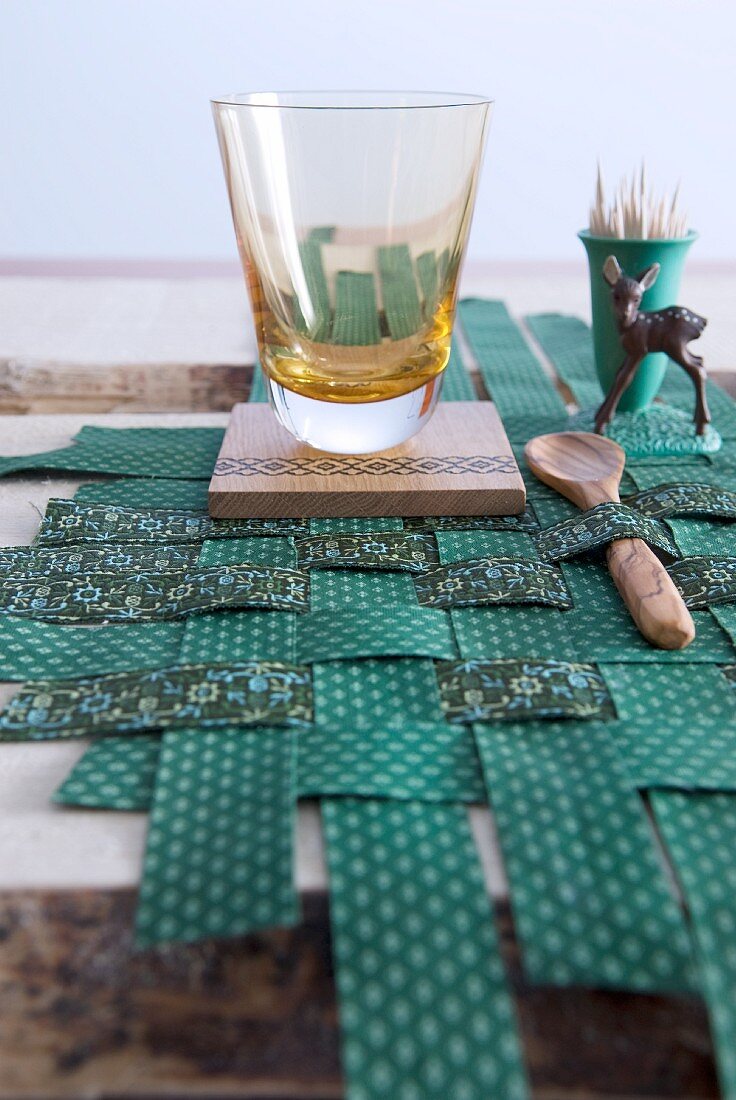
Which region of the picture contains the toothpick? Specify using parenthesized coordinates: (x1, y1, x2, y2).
(589, 165, 688, 239)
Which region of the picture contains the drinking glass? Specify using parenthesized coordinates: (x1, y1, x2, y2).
(212, 91, 492, 453)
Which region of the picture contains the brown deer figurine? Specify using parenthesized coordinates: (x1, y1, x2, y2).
(594, 255, 710, 435)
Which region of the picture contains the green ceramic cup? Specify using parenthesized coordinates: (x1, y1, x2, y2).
(578, 229, 697, 412)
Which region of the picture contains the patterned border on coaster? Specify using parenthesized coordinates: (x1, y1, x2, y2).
(213, 454, 518, 477)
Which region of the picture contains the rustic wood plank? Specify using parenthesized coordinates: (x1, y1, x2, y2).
(0, 892, 718, 1100)
(0, 360, 252, 414)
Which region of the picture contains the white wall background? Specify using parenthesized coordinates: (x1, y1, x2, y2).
(1, 0, 734, 263)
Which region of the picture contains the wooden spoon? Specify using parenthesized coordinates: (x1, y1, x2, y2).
(525, 431, 695, 650)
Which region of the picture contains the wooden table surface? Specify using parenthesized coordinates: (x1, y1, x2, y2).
(0, 270, 730, 1099)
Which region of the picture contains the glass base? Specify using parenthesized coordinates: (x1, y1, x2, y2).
(266, 374, 444, 454)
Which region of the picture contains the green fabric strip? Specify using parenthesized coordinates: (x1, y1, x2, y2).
(650, 791, 736, 1099)
(601, 663, 736, 789)
(295, 606, 457, 663)
(177, 537, 297, 664)
(75, 479, 211, 510)
(0, 661, 312, 742)
(415, 558, 572, 610)
(378, 244, 422, 339)
(126, 536, 303, 945)
(178, 609, 296, 663)
(536, 502, 679, 562)
(524, 313, 604, 410)
(296, 531, 439, 573)
(561, 561, 736, 663)
(37, 499, 308, 545)
(624, 482, 736, 520)
(439, 342, 477, 402)
(0, 562, 309, 622)
(57, 715, 487, 811)
(193, 535, 294, 569)
(313, 658, 443, 730)
(135, 726, 298, 947)
(435, 528, 539, 562)
(526, 494, 578, 528)
(54, 735, 161, 809)
(451, 606, 578, 661)
(294, 239, 332, 340)
(299, 720, 484, 804)
(438, 658, 614, 723)
(668, 556, 736, 608)
(0, 544, 199, 575)
(474, 719, 695, 991)
(249, 363, 269, 402)
(403, 507, 539, 533)
(627, 458, 727, 491)
(310, 516, 404, 534)
(308, 226, 335, 242)
(713, 605, 736, 649)
(668, 517, 736, 558)
(0, 618, 184, 681)
(0, 426, 224, 480)
(416, 250, 438, 317)
(322, 797, 529, 1100)
(458, 299, 567, 419)
(308, 568, 419, 610)
(332, 272, 381, 345)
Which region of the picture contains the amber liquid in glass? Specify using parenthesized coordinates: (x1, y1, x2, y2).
(243, 255, 457, 405)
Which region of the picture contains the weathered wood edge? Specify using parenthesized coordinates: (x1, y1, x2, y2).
(0, 890, 719, 1100)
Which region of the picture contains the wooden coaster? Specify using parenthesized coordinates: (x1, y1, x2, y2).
(208, 402, 525, 519)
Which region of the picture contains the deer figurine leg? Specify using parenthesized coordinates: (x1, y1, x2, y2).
(669, 348, 711, 435)
(594, 355, 643, 434)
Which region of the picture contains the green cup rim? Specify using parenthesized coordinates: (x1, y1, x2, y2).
(578, 228, 698, 245)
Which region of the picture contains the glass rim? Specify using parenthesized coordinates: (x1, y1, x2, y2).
(210, 90, 493, 110)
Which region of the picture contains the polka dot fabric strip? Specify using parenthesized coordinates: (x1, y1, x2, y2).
(473, 719, 695, 990)
(0, 425, 225, 480)
(135, 726, 298, 947)
(651, 792, 736, 1099)
(322, 798, 529, 1100)
(130, 534, 301, 946)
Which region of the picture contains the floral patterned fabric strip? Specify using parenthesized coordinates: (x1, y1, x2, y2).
(667, 556, 736, 609)
(624, 482, 736, 521)
(295, 531, 439, 573)
(36, 498, 308, 545)
(0, 543, 199, 575)
(322, 797, 529, 1100)
(403, 507, 539, 532)
(437, 658, 615, 724)
(0, 563, 310, 622)
(535, 501, 680, 562)
(0, 661, 312, 741)
(135, 726, 298, 947)
(415, 557, 572, 610)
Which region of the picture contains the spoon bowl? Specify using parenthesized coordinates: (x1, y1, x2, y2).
(525, 432, 625, 510)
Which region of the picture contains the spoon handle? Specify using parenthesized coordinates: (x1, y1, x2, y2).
(605, 538, 695, 650)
